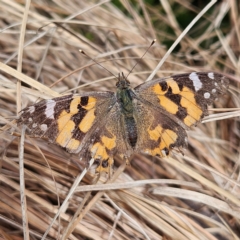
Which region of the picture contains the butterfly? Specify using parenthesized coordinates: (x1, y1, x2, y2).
(18, 72, 229, 173)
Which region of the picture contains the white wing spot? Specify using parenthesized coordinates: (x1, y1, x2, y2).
(208, 72, 214, 79)
(204, 92, 210, 99)
(189, 72, 202, 91)
(161, 149, 167, 157)
(212, 89, 216, 93)
(28, 106, 35, 113)
(28, 118, 33, 122)
(32, 123, 37, 128)
(40, 124, 48, 131)
(214, 82, 218, 86)
(45, 99, 56, 119)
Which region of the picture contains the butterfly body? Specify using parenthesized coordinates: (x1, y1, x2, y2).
(18, 72, 229, 172)
(116, 74, 138, 148)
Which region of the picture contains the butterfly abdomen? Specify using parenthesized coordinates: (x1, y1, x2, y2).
(125, 116, 138, 147)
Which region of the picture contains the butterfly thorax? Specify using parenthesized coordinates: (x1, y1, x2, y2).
(116, 74, 138, 148)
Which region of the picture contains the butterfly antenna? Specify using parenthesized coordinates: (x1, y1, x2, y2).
(125, 39, 156, 79)
(79, 50, 118, 80)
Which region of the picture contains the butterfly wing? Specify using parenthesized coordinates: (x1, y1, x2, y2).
(18, 91, 133, 172)
(133, 72, 229, 156)
(18, 92, 116, 152)
(130, 99, 187, 157)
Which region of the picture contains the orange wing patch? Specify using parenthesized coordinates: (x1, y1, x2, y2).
(91, 134, 116, 173)
(152, 79, 179, 114)
(152, 79, 203, 127)
(145, 124, 178, 157)
(79, 108, 95, 133)
(179, 86, 203, 126)
(56, 109, 80, 150)
(56, 96, 97, 150)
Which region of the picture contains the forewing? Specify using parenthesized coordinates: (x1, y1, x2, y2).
(135, 72, 229, 128)
(17, 92, 118, 154)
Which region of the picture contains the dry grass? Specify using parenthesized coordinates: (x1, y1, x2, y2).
(0, 0, 240, 239)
